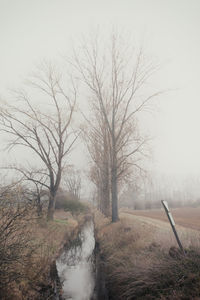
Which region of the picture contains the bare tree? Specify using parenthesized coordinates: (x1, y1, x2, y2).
(0, 63, 77, 220)
(73, 32, 161, 222)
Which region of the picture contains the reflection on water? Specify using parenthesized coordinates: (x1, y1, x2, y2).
(56, 222, 95, 300)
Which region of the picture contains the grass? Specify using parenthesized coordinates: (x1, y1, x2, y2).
(94, 210, 200, 300)
(54, 218, 68, 224)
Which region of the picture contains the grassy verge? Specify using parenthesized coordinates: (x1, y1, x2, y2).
(94, 211, 200, 300)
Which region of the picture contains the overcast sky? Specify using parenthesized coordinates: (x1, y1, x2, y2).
(1, 0, 200, 181)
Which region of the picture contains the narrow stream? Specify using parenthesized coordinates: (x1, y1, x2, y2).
(56, 221, 96, 300)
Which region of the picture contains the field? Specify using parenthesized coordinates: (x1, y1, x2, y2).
(123, 206, 200, 231)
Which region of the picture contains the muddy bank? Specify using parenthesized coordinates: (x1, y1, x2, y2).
(93, 241, 109, 300)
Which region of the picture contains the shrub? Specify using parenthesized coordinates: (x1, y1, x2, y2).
(0, 198, 36, 298)
(63, 199, 88, 214)
(55, 191, 88, 214)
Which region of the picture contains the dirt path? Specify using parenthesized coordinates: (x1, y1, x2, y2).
(120, 212, 200, 249)
(122, 207, 200, 231)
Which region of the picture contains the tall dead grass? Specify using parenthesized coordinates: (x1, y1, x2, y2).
(94, 211, 200, 299)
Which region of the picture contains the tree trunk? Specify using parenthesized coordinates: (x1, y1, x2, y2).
(36, 194, 43, 217)
(102, 132, 110, 217)
(111, 132, 119, 222)
(102, 186, 110, 217)
(102, 166, 110, 217)
(37, 203, 42, 217)
(111, 165, 119, 222)
(47, 192, 55, 221)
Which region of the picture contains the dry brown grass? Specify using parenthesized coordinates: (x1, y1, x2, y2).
(94, 211, 200, 300)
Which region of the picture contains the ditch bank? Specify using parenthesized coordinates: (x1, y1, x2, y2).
(93, 241, 109, 300)
(93, 212, 200, 300)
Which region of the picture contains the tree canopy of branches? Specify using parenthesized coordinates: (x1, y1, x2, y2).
(74, 33, 161, 222)
(0, 63, 77, 220)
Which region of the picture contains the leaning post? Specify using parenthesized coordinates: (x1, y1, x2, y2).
(161, 200, 185, 255)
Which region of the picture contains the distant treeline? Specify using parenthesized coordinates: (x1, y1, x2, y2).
(120, 195, 200, 210)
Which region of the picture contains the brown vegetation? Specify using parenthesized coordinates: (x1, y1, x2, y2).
(0, 200, 79, 300)
(94, 211, 200, 299)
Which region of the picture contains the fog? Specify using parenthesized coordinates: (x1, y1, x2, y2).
(1, 0, 200, 202)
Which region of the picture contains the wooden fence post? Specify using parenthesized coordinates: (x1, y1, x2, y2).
(161, 200, 185, 255)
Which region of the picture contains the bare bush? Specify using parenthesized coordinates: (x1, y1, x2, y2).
(0, 196, 35, 297)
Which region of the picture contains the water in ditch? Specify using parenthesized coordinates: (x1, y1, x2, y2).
(56, 221, 96, 300)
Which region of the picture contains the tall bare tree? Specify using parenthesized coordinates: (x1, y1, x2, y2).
(73, 33, 161, 222)
(0, 63, 77, 220)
